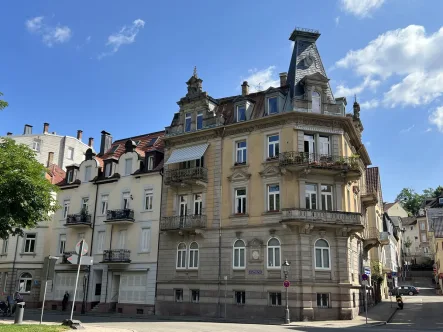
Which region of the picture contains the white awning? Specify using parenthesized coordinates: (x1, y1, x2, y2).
(165, 143, 209, 165)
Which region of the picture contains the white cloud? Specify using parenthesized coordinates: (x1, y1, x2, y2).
(25, 16, 71, 47)
(86, 36, 91, 43)
(399, 124, 415, 134)
(340, 0, 385, 18)
(429, 106, 443, 132)
(335, 16, 340, 26)
(360, 99, 379, 110)
(365, 141, 371, 146)
(425, 127, 432, 133)
(335, 76, 380, 98)
(98, 19, 145, 59)
(241, 66, 280, 92)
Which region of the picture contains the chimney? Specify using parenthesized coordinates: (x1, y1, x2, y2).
(47, 152, 54, 167)
(77, 130, 83, 141)
(279, 72, 288, 87)
(100, 131, 112, 155)
(88, 137, 94, 148)
(6, 132, 12, 136)
(241, 81, 249, 96)
(43, 123, 49, 134)
(23, 124, 33, 135)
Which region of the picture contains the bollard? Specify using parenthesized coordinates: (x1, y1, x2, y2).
(14, 302, 25, 324)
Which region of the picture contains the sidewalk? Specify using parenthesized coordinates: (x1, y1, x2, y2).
(0, 320, 133, 332)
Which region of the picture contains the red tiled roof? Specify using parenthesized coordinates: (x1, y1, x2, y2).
(365, 167, 379, 193)
(46, 164, 66, 185)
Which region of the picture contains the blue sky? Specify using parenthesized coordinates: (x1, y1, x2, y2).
(1, 0, 442, 202)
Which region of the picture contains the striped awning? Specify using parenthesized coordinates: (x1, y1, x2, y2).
(165, 143, 209, 165)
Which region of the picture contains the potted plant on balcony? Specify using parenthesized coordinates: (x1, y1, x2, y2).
(349, 154, 360, 169)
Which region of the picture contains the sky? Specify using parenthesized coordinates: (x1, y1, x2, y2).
(1, 0, 442, 202)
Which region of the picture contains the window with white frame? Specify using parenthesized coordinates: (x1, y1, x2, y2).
(140, 228, 151, 252)
(100, 195, 108, 215)
(304, 134, 315, 155)
(235, 141, 247, 164)
(269, 292, 282, 306)
(267, 238, 281, 268)
(191, 289, 200, 303)
(185, 113, 192, 132)
(179, 195, 188, 217)
(267, 184, 280, 212)
(122, 192, 131, 209)
(197, 111, 203, 130)
(235, 291, 246, 305)
(176, 243, 187, 269)
(2, 238, 8, 254)
(189, 242, 199, 269)
(81, 197, 89, 213)
(312, 91, 321, 113)
(147, 156, 154, 170)
(421, 233, 427, 242)
(235, 188, 247, 214)
(267, 134, 280, 159)
(315, 239, 330, 269)
(237, 105, 246, 122)
(194, 194, 203, 215)
(59, 234, 66, 255)
(84, 166, 91, 182)
(105, 163, 112, 177)
(321, 185, 333, 211)
(23, 234, 36, 253)
(67, 170, 74, 183)
(306, 184, 317, 210)
(67, 147, 74, 160)
(319, 136, 330, 156)
(118, 230, 126, 249)
(32, 140, 40, 152)
(233, 239, 246, 269)
(317, 293, 329, 308)
(18, 272, 32, 293)
(268, 97, 278, 115)
(62, 200, 70, 218)
(97, 231, 105, 254)
(144, 190, 153, 211)
(124, 158, 133, 176)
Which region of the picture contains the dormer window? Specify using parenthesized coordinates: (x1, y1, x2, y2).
(104, 163, 112, 177)
(67, 170, 74, 183)
(312, 91, 321, 113)
(147, 155, 154, 170)
(185, 113, 192, 132)
(197, 111, 203, 130)
(84, 166, 91, 182)
(268, 97, 278, 114)
(124, 158, 133, 176)
(237, 105, 246, 122)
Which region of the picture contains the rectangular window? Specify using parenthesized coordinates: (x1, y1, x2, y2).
(125, 159, 132, 176)
(100, 195, 108, 215)
(269, 292, 282, 306)
(421, 233, 427, 242)
(354, 195, 358, 213)
(317, 293, 329, 308)
(197, 111, 203, 130)
(84, 166, 91, 182)
(97, 231, 105, 254)
(59, 234, 66, 255)
(305, 184, 317, 210)
(420, 222, 426, 231)
(304, 134, 315, 155)
(319, 136, 330, 156)
(105, 163, 112, 177)
(233, 243, 245, 268)
(175, 289, 183, 302)
(67, 147, 74, 160)
(81, 197, 89, 213)
(122, 192, 131, 209)
(194, 194, 203, 215)
(144, 190, 153, 211)
(24, 234, 36, 253)
(67, 170, 74, 183)
(235, 188, 247, 214)
(191, 290, 200, 303)
(268, 97, 278, 114)
(147, 156, 154, 170)
(118, 230, 126, 249)
(321, 185, 333, 211)
(185, 113, 192, 132)
(19, 275, 32, 293)
(267, 134, 280, 159)
(267, 184, 280, 212)
(235, 291, 246, 305)
(32, 140, 40, 152)
(195, 156, 204, 168)
(237, 105, 246, 122)
(179, 195, 188, 217)
(2, 238, 8, 254)
(235, 141, 247, 164)
(177, 244, 186, 269)
(140, 228, 151, 252)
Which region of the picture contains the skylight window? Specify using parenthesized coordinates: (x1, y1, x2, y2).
(147, 138, 157, 147)
(110, 145, 120, 153)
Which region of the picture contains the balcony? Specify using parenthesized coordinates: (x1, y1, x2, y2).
(101, 249, 131, 264)
(279, 152, 361, 179)
(361, 190, 378, 208)
(61, 251, 77, 264)
(160, 215, 207, 232)
(380, 231, 390, 245)
(164, 167, 208, 187)
(281, 208, 363, 228)
(104, 209, 135, 224)
(363, 227, 381, 250)
(65, 213, 92, 227)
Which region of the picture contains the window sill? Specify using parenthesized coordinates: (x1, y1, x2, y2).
(229, 214, 249, 219)
(267, 267, 281, 270)
(262, 211, 281, 215)
(137, 251, 151, 254)
(232, 163, 249, 169)
(140, 210, 153, 213)
(264, 158, 279, 163)
(20, 253, 36, 256)
(315, 268, 331, 272)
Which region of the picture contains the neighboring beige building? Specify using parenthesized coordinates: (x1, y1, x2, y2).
(43, 130, 164, 315)
(156, 28, 374, 321)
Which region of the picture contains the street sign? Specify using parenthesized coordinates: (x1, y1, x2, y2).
(364, 266, 371, 276)
(392, 272, 397, 277)
(362, 280, 368, 286)
(67, 255, 94, 266)
(75, 240, 88, 256)
(362, 274, 368, 281)
(283, 280, 290, 288)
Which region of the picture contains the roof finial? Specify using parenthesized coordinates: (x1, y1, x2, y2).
(354, 94, 357, 103)
(193, 66, 198, 78)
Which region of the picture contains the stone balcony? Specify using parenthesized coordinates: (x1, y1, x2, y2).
(104, 209, 135, 224)
(164, 167, 208, 187)
(65, 213, 92, 227)
(361, 190, 378, 208)
(160, 214, 207, 232)
(101, 249, 131, 264)
(281, 208, 363, 229)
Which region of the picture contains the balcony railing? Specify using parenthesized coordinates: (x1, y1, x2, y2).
(102, 249, 131, 263)
(279, 152, 360, 170)
(281, 208, 362, 225)
(164, 167, 208, 185)
(61, 251, 76, 264)
(65, 213, 92, 226)
(160, 215, 207, 231)
(380, 231, 390, 245)
(105, 209, 134, 222)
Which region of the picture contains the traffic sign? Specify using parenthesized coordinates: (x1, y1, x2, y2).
(75, 240, 88, 256)
(362, 274, 368, 281)
(67, 254, 94, 266)
(283, 280, 290, 288)
(364, 266, 371, 276)
(392, 272, 397, 277)
(387, 273, 392, 279)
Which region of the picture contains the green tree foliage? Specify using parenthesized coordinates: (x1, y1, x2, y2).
(0, 92, 8, 111)
(396, 186, 443, 216)
(0, 138, 59, 239)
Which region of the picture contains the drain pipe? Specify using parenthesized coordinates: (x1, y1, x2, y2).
(217, 126, 225, 318)
(104, 224, 113, 304)
(154, 168, 164, 315)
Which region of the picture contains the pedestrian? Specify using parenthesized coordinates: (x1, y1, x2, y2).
(62, 291, 69, 311)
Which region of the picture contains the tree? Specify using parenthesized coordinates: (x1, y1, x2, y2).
(0, 138, 59, 239)
(0, 92, 8, 111)
(395, 188, 423, 216)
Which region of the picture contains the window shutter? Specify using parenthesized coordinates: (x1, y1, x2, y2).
(332, 135, 340, 156)
(297, 131, 304, 152)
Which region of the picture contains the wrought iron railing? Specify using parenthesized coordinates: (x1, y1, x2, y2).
(279, 152, 360, 170)
(66, 213, 92, 225)
(164, 167, 208, 184)
(160, 215, 207, 231)
(61, 251, 76, 264)
(102, 249, 131, 263)
(105, 209, 134, 222)
(281, 208, 362, 225)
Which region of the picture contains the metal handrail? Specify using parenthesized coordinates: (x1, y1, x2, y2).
(281, 208, 362, 225)
(160, 214, 207, 231)
(102, 249, 131, 263)
(105, 209, 134, 221)
(279, 152, 360, 170)
(164, 167, 208, 183)
(66, 214, 92, 224)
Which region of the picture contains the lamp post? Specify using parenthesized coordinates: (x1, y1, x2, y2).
(282, 260, 290, 324)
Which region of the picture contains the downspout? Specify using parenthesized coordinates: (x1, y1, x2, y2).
(217, 127, 225, 317)
(104, 224, 113, 304)
(9, 236, 20, 295)
(154, 168, 164, 314)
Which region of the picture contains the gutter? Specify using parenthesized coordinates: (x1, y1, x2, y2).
(217, 127, 225, 317)
(153, 167, 164, 315)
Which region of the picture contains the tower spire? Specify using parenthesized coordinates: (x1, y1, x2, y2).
(193, 66, 198, 78)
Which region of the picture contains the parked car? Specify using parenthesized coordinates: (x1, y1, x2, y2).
(390, 285, 420, 296)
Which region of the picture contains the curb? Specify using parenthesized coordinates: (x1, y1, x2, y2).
(386, 308, 398, 323)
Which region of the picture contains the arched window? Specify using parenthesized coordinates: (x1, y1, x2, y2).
(18, 272, 32, 293)
(312, 91, 321, 113)
(233, 240, 246, 269)
(176, 243, 187, 269)
(315, 239, 330, 269)
(267, 238, 281, 268)
(189, 242, 199, 269)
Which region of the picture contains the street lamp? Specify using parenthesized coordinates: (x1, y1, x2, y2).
(282, 260, 290, 324)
